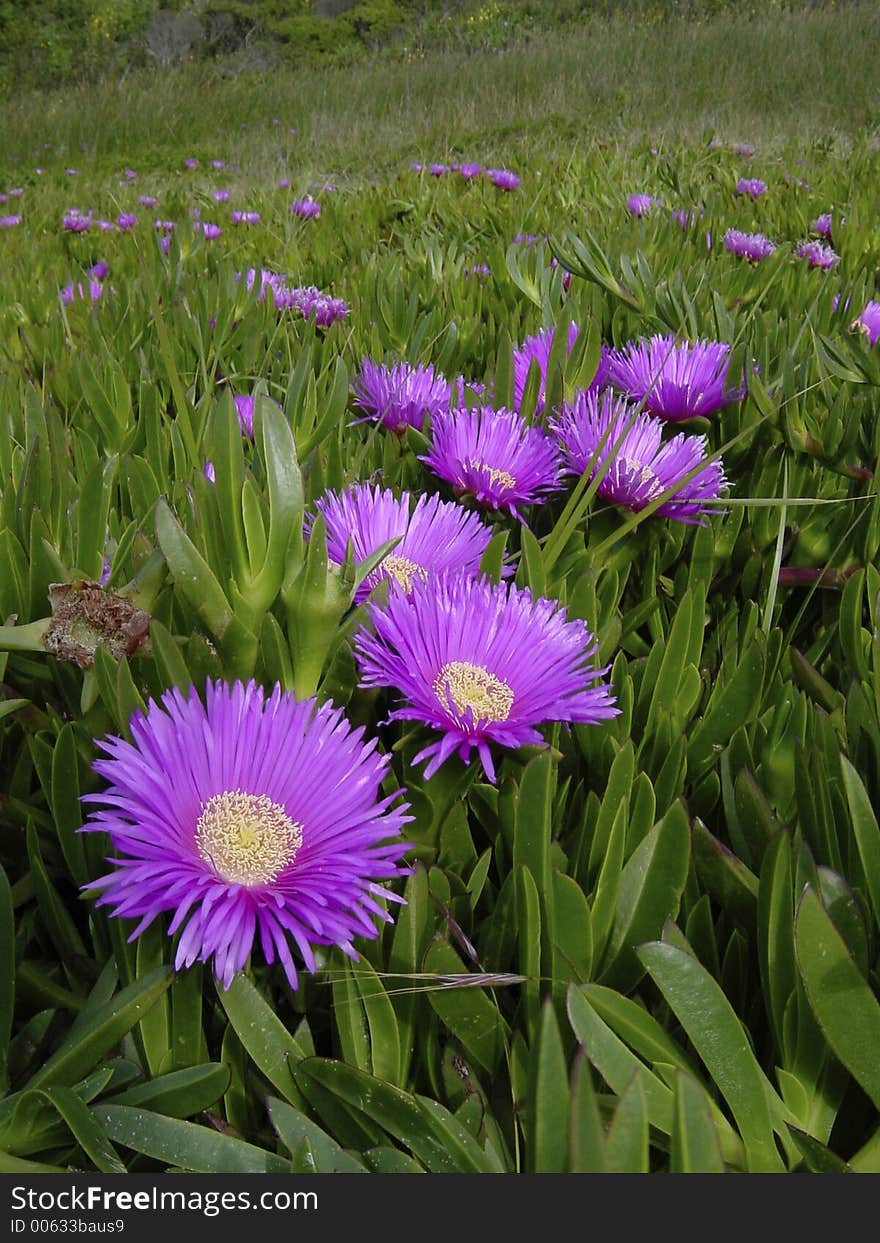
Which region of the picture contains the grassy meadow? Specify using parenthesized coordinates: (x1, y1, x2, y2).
(2, 0, 880, 1177)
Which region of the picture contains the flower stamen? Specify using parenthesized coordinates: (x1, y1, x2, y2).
(196, 789, 302, 887)
(434, 661, 514, 723)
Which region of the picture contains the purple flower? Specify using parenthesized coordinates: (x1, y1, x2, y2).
(81, 680, 410, 989)
(201, 222, 222, 240)
(231, 210, 260, 225)
(287, 286, 348, 326)
(60, 280, 104, 306)
(63, 210, 91, 233)
(514, 232, 540, 246)
(88, 262, 110, 281)
(65, 168, 78, 177)
(723, 228, 777, 262)
(313, 484, 497, 604)
(155, 220, 175, 234)
(607, 334, 744, 422)
(409, 162, 424, 172)
(353, 360, 452, 434)
(795, 240, 839, 270)
(459, 163, 482, 180)
(123, 169, 137, 182)
(290, 198, 321, 219)
(8, 187, 22, 198)
(184, 158, 199, 170)
(0, 215, 21, 228)
(465, 263, 491, 279)
(734, 143, 756, 157)
(735, 178, 767, 199)
(429, 163, 448, 177)
(354, 573, 618, 782)
(96, 220, 115, 232)
(278, 177, 291, 189)
(159, 236, 171, 254)
(811, 213, 833, 240)
(233, 395, 257, 438)
(626, 193, 662, 217)
(420, 406, 563, 520)
(204, 461, 216, 483)
(851, 301, 880, 347)
(117, 213, 138, 231)
(214, 189, 230, 203)
(486, 168, 520, 191)
(550, 389, 726, 525)
(212, 160, 225, 171)
(513, 323, 608, 417)
(139, 195, 158, 208)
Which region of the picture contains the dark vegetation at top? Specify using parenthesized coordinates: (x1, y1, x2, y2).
(0, 0, 850, 97)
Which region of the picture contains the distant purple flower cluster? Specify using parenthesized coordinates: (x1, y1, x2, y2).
(60, 280, 104, 306)
(723, 228, 777, 262)
(290, 198, 321, 219)
(795, 239, 839, 270)
(63, 209, 91, 233)
(117, 213, 138, 231)
(735, 178, 767, 199)
(231, 210, 260, 225)
(626, 193, 662, 217)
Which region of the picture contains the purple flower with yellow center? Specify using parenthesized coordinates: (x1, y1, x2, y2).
(607, 334, 744, 422)
(353, 359, 452, 434)
(811, 212, 833, 240)
(735, 177, 767, 199)
(486, 168, 520, 191)
(723, 228, 777, 261)
(290, 198, 321, 219)
(851, 301, 880, 347)
(513, 322, 609, 417)
(550, 389, 726, 526)
(313, 483, 496, 604)
(420, 406, 563, 520)
(81, 680, 410, 989)
(795, 239, 839, 270)
(354, 572, 618, 782)
(626, 193, 662, 217)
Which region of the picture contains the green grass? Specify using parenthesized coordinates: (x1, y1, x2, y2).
(2, 2, 879, 183)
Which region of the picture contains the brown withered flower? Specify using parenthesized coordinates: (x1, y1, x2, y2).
(43, 582, 152, 670)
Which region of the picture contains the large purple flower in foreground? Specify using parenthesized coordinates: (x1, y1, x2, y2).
(513, 322, 609, 417)
(723, 228, 777, 262)
(851, 301, 880, 347)
(81, 680, 410, 989)
(551, 389, 726, 525)
(355, 573, 618, 782)
(353, 359, 452, 434)
(421, 406, 563, 520)
(607, 334, 744, 422)
(313, 483, 495, 604)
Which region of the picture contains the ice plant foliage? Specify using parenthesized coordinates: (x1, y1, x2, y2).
(312, 483, 495, 604)
(353, 359, 452, 433)
(607, 334, 744, 422)
(551, 389, 727, 525)
(421, 405, 563, 519)
(81, 680, 410, 989)
(354, 573, 618, 782)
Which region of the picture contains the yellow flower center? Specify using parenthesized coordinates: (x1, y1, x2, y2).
(195, 789, 303, 887)
(616, 456, 665, 502)
(382, 554, 427, 594)
(466, 460, 517, 491)
(434, 661, 514, 723)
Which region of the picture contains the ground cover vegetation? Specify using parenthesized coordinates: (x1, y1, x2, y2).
(1, 0, 880, 1176)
